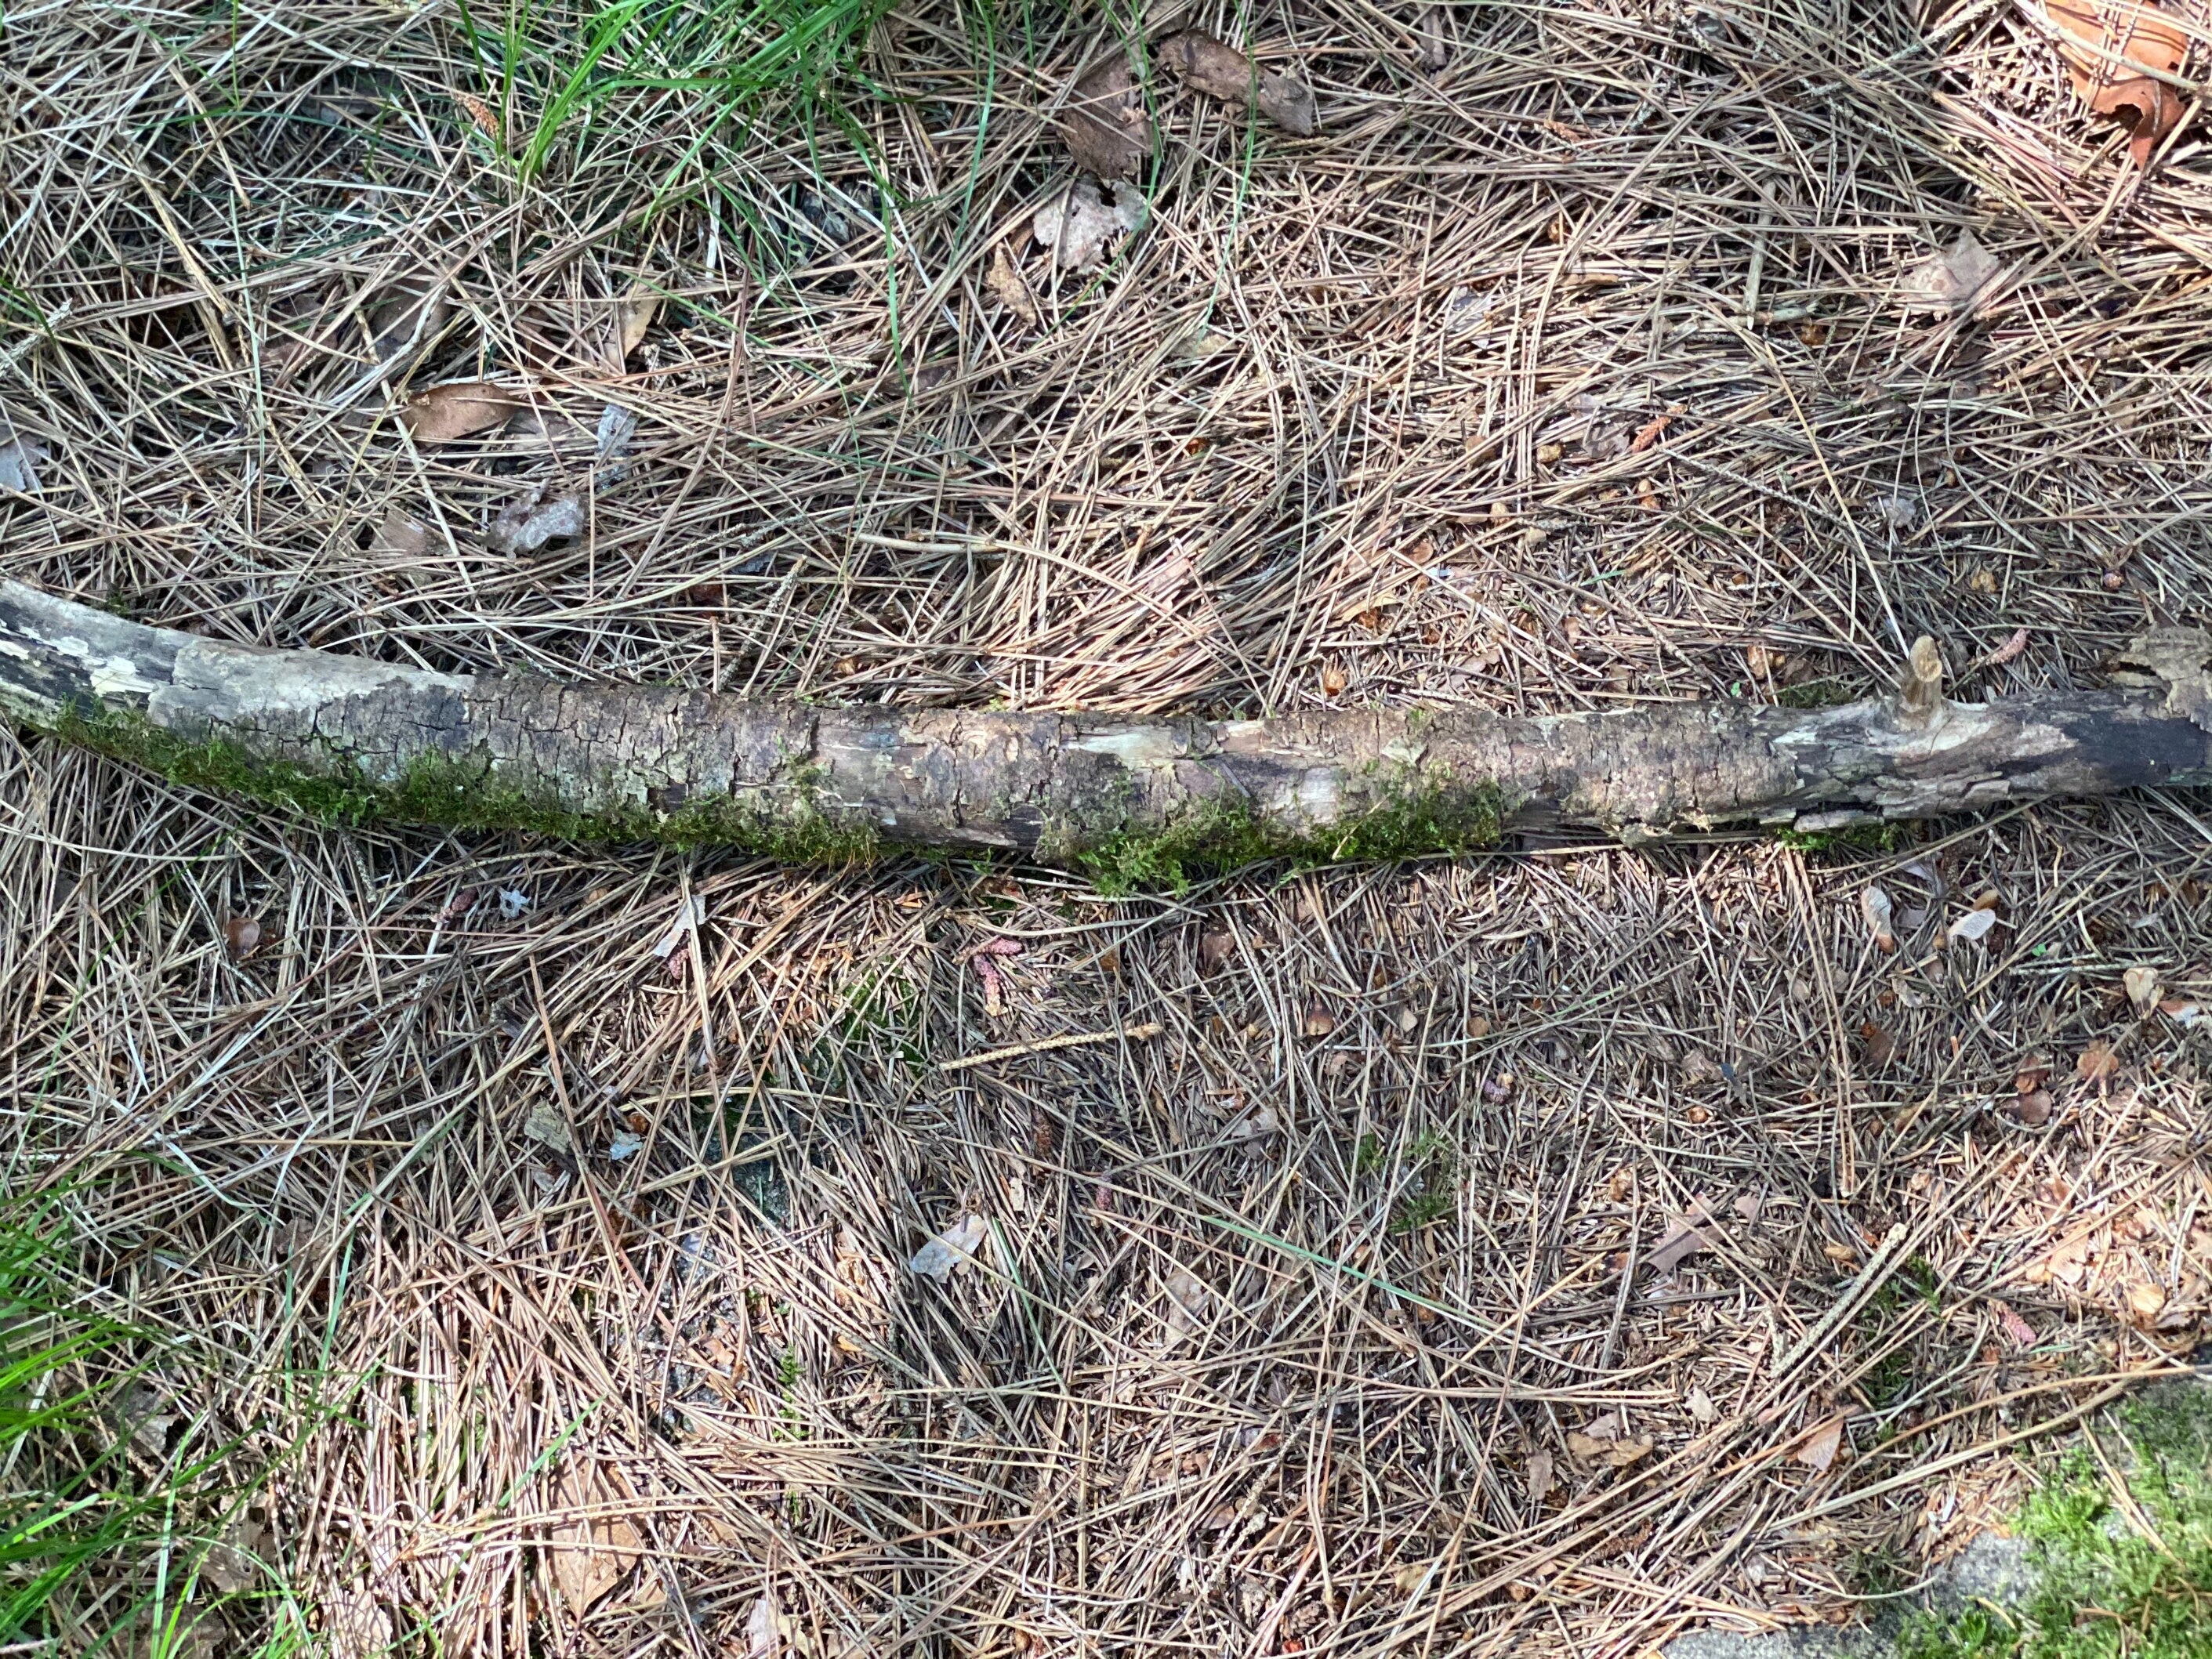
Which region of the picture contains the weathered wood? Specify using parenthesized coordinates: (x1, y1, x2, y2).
(4, 578, 2210, 875)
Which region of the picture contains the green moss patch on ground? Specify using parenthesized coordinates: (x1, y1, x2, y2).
(1895, 1380, 2212, 1659)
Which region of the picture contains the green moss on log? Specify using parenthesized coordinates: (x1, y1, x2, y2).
(1076, 773, 1506, 893)
(40, 707, 883, 861)
(35, 705, 1504, 882)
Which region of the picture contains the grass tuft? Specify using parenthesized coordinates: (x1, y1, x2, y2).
(0, 1201, 302, 1654)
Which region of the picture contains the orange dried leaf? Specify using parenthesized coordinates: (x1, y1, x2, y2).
(2077, 1039, 2120, 1082)
(2043, 0, 2191, 165)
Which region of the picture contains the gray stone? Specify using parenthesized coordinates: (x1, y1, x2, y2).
(1665, 1530, 2037, 1659)
(1926, 1532, 2035, 1612)
(1669, 1626, 1888, 1659)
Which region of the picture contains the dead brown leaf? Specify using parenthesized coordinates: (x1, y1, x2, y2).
(1032, 177, 1147, 272)
(1861, 1021, 1896, 1067)
(1795, 1414, 1846, 1472)
(615, 279, 659, 360)
(985, 244, 1042, 328)
(1524, 1446, 1554, 1499)
(487, 487, 585, 555)
(546, 1463, 644, 1615)
(1900, 231, 2002, 313)
(401, 380, 521, 443)
(1157, 33, 1319, 136)
(2044, 0, 2189, 166)
(1057, 56, 1153, 179)
(372, 505, 429, 558)
(2077, 1039, 2120, 1083)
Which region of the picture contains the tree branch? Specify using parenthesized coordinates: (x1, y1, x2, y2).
(5, 578, 2210, 877)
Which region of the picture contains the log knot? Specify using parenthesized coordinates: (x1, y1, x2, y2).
(1894, 635, 1950, 730)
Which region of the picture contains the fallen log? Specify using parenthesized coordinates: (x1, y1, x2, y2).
(4, 578, 2210, 880)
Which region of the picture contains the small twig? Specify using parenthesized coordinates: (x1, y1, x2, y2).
(941, 1022, 1165, 1072)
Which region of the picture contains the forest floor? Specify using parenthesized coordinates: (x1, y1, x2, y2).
(2, 0, 2210, 1653)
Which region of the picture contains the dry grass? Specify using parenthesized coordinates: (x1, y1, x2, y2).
(4, 0, 2212, 1653)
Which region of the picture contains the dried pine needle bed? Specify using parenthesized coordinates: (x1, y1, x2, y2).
(2, 0, 2210, 1654)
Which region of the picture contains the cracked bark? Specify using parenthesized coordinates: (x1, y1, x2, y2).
(4, 577, 2210, 864)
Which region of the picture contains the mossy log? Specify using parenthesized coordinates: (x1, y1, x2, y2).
(5, 578, 2211, 879)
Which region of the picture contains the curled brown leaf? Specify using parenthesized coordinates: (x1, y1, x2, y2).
(486, 487, 584, 555)
(985, 244, 1042, 329)
(1157, 33, 1319, 136)
(1057, 56, 1154, 179)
